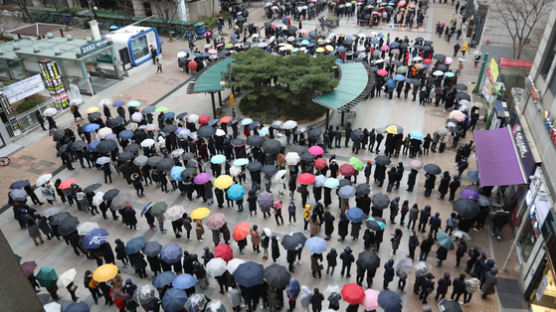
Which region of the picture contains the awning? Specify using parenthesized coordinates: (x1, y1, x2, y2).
(313, 62, 370, 111)
(474, 127, 527, 187)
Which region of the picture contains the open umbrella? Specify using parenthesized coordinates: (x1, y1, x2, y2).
(206, 213, 226, 230)
(305, 237, 328, 254)
(297, 173, 315, 185)
(36, 174, 53, 186)
(366, 217, 386, 231)
(350, 157, 364, 171)
(408, 159, 423, 170)
(233, 262, 264, 287)
(125, 237, 146, 254)
(206, 257, 227, 277)
(436, 232, 455, 250)
(339, 164, 355, 176)
(225, 184, 244, 201)
(58, 215, 79, 235)
(193, 172, 211, 185)
(57, 268, 77, 288)
(355, 184, 371, 197)
(40, 206, 63, 217)
(346, 207, 365, 222)
(453, 198, 480, 218)
(214, 243, 233, 261)
(111, 192, 132, 210)
(153, 271, 175, 288)
(82, 228, 108, 249)
(374, 155, 391, 166)
(162, 288, 188, 312)
(281, 232, 307, 251)
(143, 241, 162, 257)
(378, 290, 402, 312)
(339, 185, 356, 199)
(21, 261, 37, 276)
(314, 158, 327, 170)
(460, 189, 479, 200)
(190, 207, 211, 220)
(198, 126, 216, 137)
(341, 283, 365, 304)
(149, 201, 168, 217)
(438, 299, 463, 312)
(453, 230, 471, 241)
(37, 267, 58, 288)
(161, 244, 183, 264)
(372, 193, 390, 209)
(423, 163, 441, 175)
(308, 145, 324, 156)
(227, 258, 246, 274)
(9, 180, 30, 190)
(164, 205, 186, 221)
(357, 250, 380, 271)
(395, 257, 413, 278)
(262, 139, 281, 154)
(257, 192, 274, 208)
(233, 221, 250, 241)
(362, 289, 380, 310)
(92, 264, 118, 282)
(324, 178, 340, 189)
(264, 264, 291, 288)
(172, 273, 197, 290)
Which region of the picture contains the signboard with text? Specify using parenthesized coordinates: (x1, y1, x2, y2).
(80, 39, 110, 56)
(39, 58, 69, 109)
(2, 74, 45, 104)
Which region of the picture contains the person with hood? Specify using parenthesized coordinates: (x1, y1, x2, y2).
(182, 213, 192, 240)
(429, 212, 442, 237)
(383, 258, 395, 289)
(323, 211, 335, 240)
(391, 228, 403, 255)
(114, 239, 128, 266)
(455, 238, 467, 268)
(408, 231, 420, 260)
(435, 272, 451, 301)
(84, 270, 102, 304)
(424, 173, 436, 197)
(311, 253, 323, 279)
(310, 214, 321, 237)
(250, 225, 261, 253)
(386, 167, 397, 192)
(465, 276, 481, 304)
(418, 205, 431, 233)
(438, 171, 451, 200)
(451, 273, 466, 301)
(389, 196, 400, 224)
(399, 200, 409, 226)
(299, 285, 313, 312)
(287, 249, 297, 273)
(310, 288, 324, 312)
(419, 234, 435, 261)
(201, 247, 213, 266)
(288, 201, 297, 224)
(363, 228, 376, 250)
(303, 204, 312, 232)
(448, 177, 461, 201)
(373, 163, 386, 187)
(340, 246, 355, 278)
(407, 204, 419, 230)
(481, 267, 498, 299)
(406, 168, 418, 192)
(271, 235, 280, 262)
(261, 229, 270, 261)
(286, 278, 300, 312)
(326, 248, 338, 275)
(350, 220, 362, 241)
(364, 160, 372, 184)
(338, 212, 349, 241)
(419, 273, 435, 304)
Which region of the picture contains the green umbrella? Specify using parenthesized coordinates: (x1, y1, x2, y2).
(396, 66, 408, 74)
(436, 232, 455, 250)
(150, 201, 168, 216)
(349, 157, 364, 171)
(155, 106, 168, 112)
(36, 267, 58, 288)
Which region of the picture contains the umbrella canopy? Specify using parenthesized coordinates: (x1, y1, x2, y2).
(233, 221, 250, 241)
(58, 179, 77, 190)
(36, 174, 53, 186)
(285, 152, 300, 165)
(206, 213, 226, 230)
(227, 184, 245, 201)
(211, 154, 227, 165)
(153, 271, 175, 288)
(362, 289, 380, 310)
(193, 172, 211, 185)
(314, 158, 327, 170)
(346, 207, 365, 222)
(324, 178, 340, 189)
(172, 273, 197, 290)
(384, 124, 403, 134)
(162, 288, 188, 312)
(374, 155, 391, 166)
(161, 244, 183, 264)
(339, 164, 355, 176)
(308, 145, 324, 156)
(9, 180, 30, 189)
(436, 232, 455, 250)
(372, 193, 390, 209)
(460, 189, 479, 200)
(40, 206, 63, 217)
(246, 135, 264, 147)
(247, 161, 262, 172)
(262, 139, 282, 154)
(215, 243, 233, 262)
(305, 236, 328, 254)
(227, 258, 246, 274)
(349, 157, 364, 171)
(264, 264, 291, 288)
(190, 207, 211, 219)
(233, 262, 264, 287)
(408, 159, 423, 170)
(49, 212, 71, 225)
(355, 183, 371, 197)
(125, 237, 146, 254)
(37, 267, 58, 288)
(438, 299, 463, 312)
(423, 163, 441, 175)
(96, 140, 117, 153)
(378, 290, 402, 312)
(149, 201, 168, 217)
(281, 232, 307, 251)
(453, 230, 471, 240)
(297, 173, 315, 185)
(206, 257, 227, 277)
(157, 158, 174, 171)
(257, 192, 274, 208)
(143, 241, 162, 257)
(44, 107, 57, 117)
(339, 185, 356, 199)
(92, 264, 118, 282)
(341, 283, 365, 304)
(57, 268, 77, 288)
(357, 250, 380, 270)
(164, 205, 186, 221)
(21, 261, 37, 276)
(453, 198, 480, 218)
(395, 257, 413, 278)
(366, 217, 386, 231)
(58, 215, 79, 235)
(233, 158, 249, 167)
(198, 125, 216, 137)
(111, 192, 132, 210)
(82, 228, 108, 249)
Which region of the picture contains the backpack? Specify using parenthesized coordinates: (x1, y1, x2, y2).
(88, 279, 98, 289)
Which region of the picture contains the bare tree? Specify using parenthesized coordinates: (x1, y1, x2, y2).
(153, 0, 178, 41)
(491, 0, 552, 59)
(13, 0, 31, 21)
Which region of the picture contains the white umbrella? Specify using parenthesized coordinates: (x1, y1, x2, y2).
(177, 51, 187, 58)
(454, 230, 471, 240)
(57, 268, 76, 288)
(263, 227, 272, 236)
(230, 166, 241, 177)
(136, 284, 156, 304)
(227, 258, 246, 274)
(285, 152, 300, 165)
(272, 169, 287, 182)
(93, 192, 104, 206)
(125, 123, 138, 131)
(77, 221, 99, 235)
(314, 175, 326, 187)
(206, 258, 227, 277)
(36, 174, 53, 186)
(433, 70, 444, 76)
(187, 114, 199, 123)
(177, 128, 191, 139)
(413, 56, 423, 62)
(140, 139, 155, 147)
(43, 302, 61, 312)
(97, 127, 113, 139)
(271, 120, 283, 128)
(131, 112, 143, 122)
(171, 149, 184, 158)
(281, 120, 297, 129)
(40, 206, 63, 217)
(215, 129, 226, 136)
(96, 156, 110, 165)
(43, 107, 57, 117)
(145, 124, 158, 131)
(164, 205, 186, 221)
(99, 98, 112, 107)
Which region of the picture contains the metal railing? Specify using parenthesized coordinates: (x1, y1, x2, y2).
(3, 99, 58, 137)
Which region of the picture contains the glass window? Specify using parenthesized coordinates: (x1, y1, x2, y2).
(540, 30, 556, 78)
(550, 69, 556, 96)
(130, 35, 148, 60)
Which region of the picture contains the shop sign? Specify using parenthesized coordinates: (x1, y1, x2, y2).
(38, 58, 69, 109)
(2, 74, 45, 104)
(510, 118, 536, 178)
(80, 39, 109, 56)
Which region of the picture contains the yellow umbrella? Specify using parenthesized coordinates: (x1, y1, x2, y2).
(316, 47, 325, 53)
(93, 264, 118, 282)
(191, 207, 211, 219)
(215, 175, 233, 190)
(384, 125, 400, 134)
(86, 107, 100, 114)
(325, 45, 334, 52)
(225, 43, 233, 49)
(285, 44, 294, 51)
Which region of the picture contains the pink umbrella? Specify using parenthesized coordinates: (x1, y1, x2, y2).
(445, 57, 453, 65)
(193, 172, 211, 185)
(398, 1, 406, 6)
(380, 45, 389, 51)
(362, 289, 380, 310)
(409, 3, 416, 8)
(308, 145, 324, 155)
(206, 213, 226, 230)
(377, 69, 388, 76)
(208, 49, 218, 55)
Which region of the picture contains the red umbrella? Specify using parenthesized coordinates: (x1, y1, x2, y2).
(188, 60, 198, 71)
(198, 115, 211, 125)
(232, 221, 250, 241)
(423, 58, 432, 65)
(58, 179, 77, 190)
(214, 243, 233, 261)
(297, 173, 315, 185)
(308, 145, 324, 156)
(339, 164, 355, 177)
(376, 69, 388, 76)
(341, 283, 365, 304)
(219, 116, 232, 123)
(314, 158, 327, 170)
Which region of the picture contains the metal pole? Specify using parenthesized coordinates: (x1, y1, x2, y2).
(475, 53, 488, 94)
(325, 109, 329, 129)
(341, 111, 345, 125)
(502, 179, 542, 271)
(218, 91, 222, 107)
(210, 92, 217, 118)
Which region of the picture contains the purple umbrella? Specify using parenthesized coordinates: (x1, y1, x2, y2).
(194, 173, 211, 185)
(460, 189, 479, 200)
(257, 192, 274, 208)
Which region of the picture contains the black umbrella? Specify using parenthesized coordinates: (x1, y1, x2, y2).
(181, 168, 196, 179)
(118, 151, 133, 161)
(247, 161, 262, 172)
(437, 64, 448, 71)
(365, 218, 383, 231)
(106, 117, 124, 128)
(374, 155, 391, 166)
(357, 250, 380, 270)
(262, 139, 281, 154)
(182, 152, 194, 161)
(355, 184, 371, 197)
(124, 143, 140, 154)
(339, 179, 352, 188)
(262, 165, 278, 176)
(372, 193, 390, 209)
(103, 189, 120, 201)
(400, 42, 409, 48)
(415, 37, 424, 43)
(157, 158, 175, 171)
(453, 198, 480, 218)
(392, 60, 403, 66)
(287, 25, 297, 33)
(423, 45, 432, 51)
(163, 124, 177, 133)
(198, 126, 216, 137)
(96, 140, 118, 153)
(52, 130, 65, 141)
(231, 138, 245, 147)
(424, 40, 433, 46)
(186, 159, 198, 168)
(176, 112, 188, 120)
(236, 15, 246, 22)
(147, 156, 162, 167)
(88, 112, 101, 121)
(58, 215, 79, 235)
(264, 264, 291, 289)
(350, 129, 364, 142)
(50, 212, 72, 226)
(248, 121, 260, 131)
(308, 128, 322, 139)
(83, 183, 102, 193)
(454, 83, 467, 90)
(423, 163, 441, 175)
(291, 145, 307, 154)
(246, 136, 264, 147)
(281, 232, 307, 251)
(70, 141, 86, 151)
(300, 152, 315, 162)
(455, 92, 471, 100)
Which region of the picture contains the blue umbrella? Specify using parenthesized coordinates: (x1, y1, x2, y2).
(10, 189, 27, 201)
(248, 121, 260, 130)
(125, 237, 146, 255)
(118, 130, 134, 139)
(164, 112, 175, 119)
(346, 207, 365, 223)
(370, 39, 380, 45)
(105, 133, 117, 140)
(305, 237, 328, 254)
(152, 271, 175, 288)
(409, 130, 424, 140)
(112, 101, 125, 107)
(84, 123, 100, 132)
(444, 72, 455, 78)
(211, 154, 226, 164)
(259, 127, 269, 137)
(172, 274, 197, 289)
(324, 178, 340, 189)
(171, 166, 185, 181)
(389, 41, 400, 48)
(208, 119, 219, 126)
(467, 171, 479, 182)
(227, 184, 245, 201)
(338, 185, 356, 199)
(233, 158, 249, 167)
(378, 290, 402, 312)
(287, 278, 300, 298)
(141, 202, 153, 216)
(233, 261, 264, 287)
(82, 228, 109, 249)
(161, 244, 183, 264)
(9, 180, 30, 189)
(385, 79, 396, 89)
(88, 141, 100, 151)
(128, 100, 141, 107)
(337, 46, 346, 52)
(394, 74, 405, 81)
(162, 288, 188, 312)
(64, 301, 90, 312)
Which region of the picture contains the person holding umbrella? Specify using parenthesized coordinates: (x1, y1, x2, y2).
(383, 259, 395, 289)
(250, 225, 261, 253)
(311, 252, 323, 279)
(286, 278, 300, 312)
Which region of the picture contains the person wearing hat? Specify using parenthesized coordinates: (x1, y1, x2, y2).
(364, 160, 372, 184)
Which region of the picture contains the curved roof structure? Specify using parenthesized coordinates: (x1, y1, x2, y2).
(313, 62, 371, 111)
